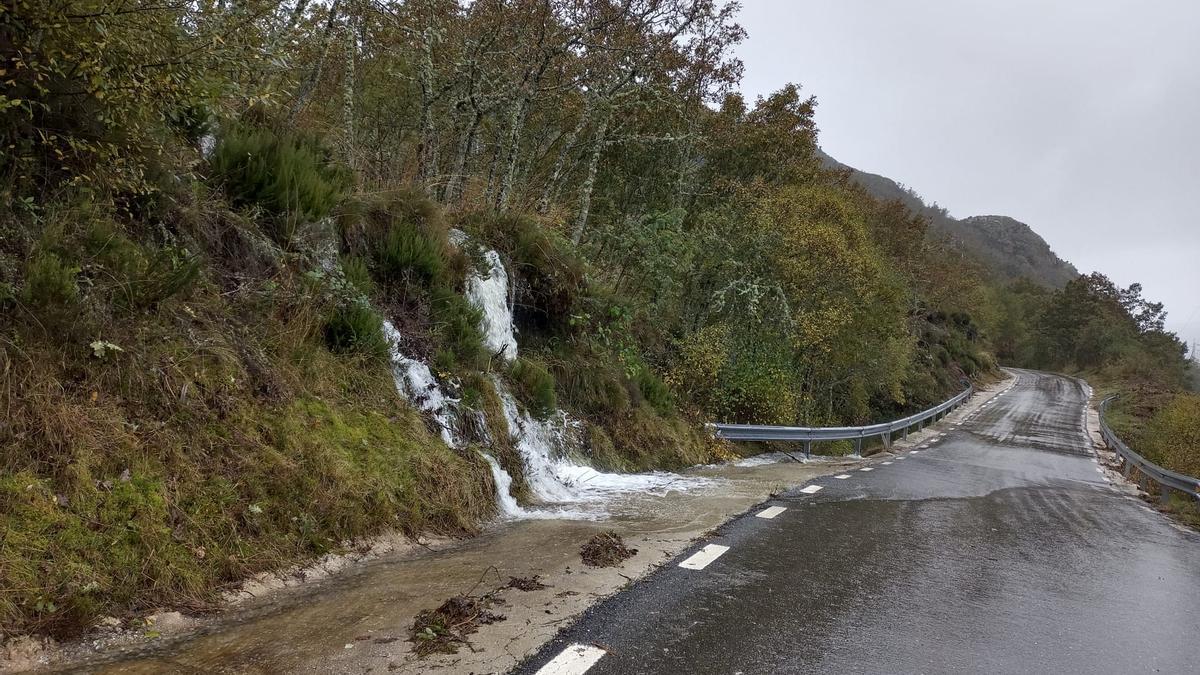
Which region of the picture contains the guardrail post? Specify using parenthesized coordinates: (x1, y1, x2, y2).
(882, 431, 892, 449)
(1160, 486, 1174, 506)
(803, 440, 811, 459)
(853, 437, 862, 455)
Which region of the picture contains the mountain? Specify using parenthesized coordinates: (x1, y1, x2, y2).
(817, 149, 1079, 288)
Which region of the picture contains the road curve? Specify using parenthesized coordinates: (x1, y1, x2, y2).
(516, 370, 1200, 674)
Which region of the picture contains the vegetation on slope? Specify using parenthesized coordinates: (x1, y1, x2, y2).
(9, 0, 1187, 638)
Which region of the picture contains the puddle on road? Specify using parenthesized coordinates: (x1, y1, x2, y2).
(67, 456, 855, 675)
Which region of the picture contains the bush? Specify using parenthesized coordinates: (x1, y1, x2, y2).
(21, 253, 79, 308)
(324, 301, 389, 359)
(340, 256, 374, 296)
(509, 357, 558, 418)
(375, 223, 445, 284)
(430, 286, 486, 370)
(1141, 393, 1200, 477)
(85, 222, 201, 310)
(634, 367, 674, 416)
(550, 356, 631, 418)
(209, 125, 350, 243)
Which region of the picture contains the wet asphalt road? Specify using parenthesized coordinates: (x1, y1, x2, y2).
(516, 370, 1200, 674)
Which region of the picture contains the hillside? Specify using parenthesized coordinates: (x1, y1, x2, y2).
(817, 150, 1079, 287)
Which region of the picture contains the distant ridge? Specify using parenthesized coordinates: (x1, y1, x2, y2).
(818, 149, 1079, 288)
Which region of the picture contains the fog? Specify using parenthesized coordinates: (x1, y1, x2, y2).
(735, 0, 1200, 355)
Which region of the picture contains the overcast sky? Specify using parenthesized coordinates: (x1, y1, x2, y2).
(734, 0, 1200, 355)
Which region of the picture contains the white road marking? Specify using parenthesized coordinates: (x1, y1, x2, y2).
(859, 467, 874, 472)
(882, 461, 893, 465)
(799, 485, 824, 494)
(536, 644, 607, 675)
(679, 544, 730, 570)
(834, 474, 852, 479)
(910, 450, 921, 454)
(756, 506, 787, 519)
(895, 456, 906, 460)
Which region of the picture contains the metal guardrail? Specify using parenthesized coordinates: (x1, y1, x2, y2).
(711, 384, 974, 457)
(1098, 395, 1200, 503)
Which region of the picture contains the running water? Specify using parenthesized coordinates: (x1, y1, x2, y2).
(457, 238, 710, 515)
(381, 319, 533, 518)
(381, 320, 460, 447)
(465, 249, 517, 361)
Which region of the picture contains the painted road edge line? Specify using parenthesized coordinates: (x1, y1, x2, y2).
(535, 643, 606, 675)
(799, 484, 823, 494)
(834, 473, 852, 479)
(756, 506, 787, 519)
(859, 467, 874, 472)
(679, 544, 730, 570)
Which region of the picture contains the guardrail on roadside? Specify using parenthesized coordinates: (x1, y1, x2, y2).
(711, 384, 974, 458)
(1098, 395, 1200, 504)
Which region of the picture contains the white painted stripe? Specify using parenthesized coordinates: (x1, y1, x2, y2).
(834, 473, 852, 479)
(756, 506, 787, 519)
(882, 461, 893, 465)
(536, 644, 607, 675)
(895, 456, 906, 460)
(910, 450, 920, 454)
(799, 484, 823, 494)
(859, 467, 874, 472)
(679, 544, 730, 570)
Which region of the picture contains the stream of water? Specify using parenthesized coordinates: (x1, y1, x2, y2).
(382, 236, 710, 520)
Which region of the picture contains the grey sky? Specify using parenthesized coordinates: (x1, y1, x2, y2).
(734, 0, 1200, 355)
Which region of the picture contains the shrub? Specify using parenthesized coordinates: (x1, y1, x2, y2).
(324, 301, 389, 359)
(21, 253, 79, 308)
(209, 125, 350, 243)
(340, 256, 374, 296)
(375, 223, 445, 284)
(430, 286, 486, 370)
(85, 223, 200, 309)
(634, 367, 674, 416)
(550, 356, 631, 418)
(509, 357, 558, 418)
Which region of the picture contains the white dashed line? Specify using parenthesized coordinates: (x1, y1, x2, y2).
(799, 485, 824, 494)
(882, 461, 893, 465)
(834, 474, 852, 479)
(895, 456, 906, 460)
(859, 467, 874, 472)
(910, 450, 921, 454)
(679, 544, 730, 570)
(756, 506, 787, 519)
(536, 644, 607, 675)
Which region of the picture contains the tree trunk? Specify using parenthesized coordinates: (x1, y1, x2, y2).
(494, 89, 530, 211)
(444, 106, 482, 203)
(341, 17, 355, 166)
(571, 109, 610, 245)
(536, 99, 592, 214)
(288, 0, 341, 122)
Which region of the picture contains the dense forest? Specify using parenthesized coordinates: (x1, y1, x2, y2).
(0, 0, 1193, 636)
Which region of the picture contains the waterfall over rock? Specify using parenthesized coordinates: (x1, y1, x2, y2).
(465, 249, 518, 361)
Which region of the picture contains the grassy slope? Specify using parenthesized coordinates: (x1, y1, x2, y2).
(0, 196, 499, 637)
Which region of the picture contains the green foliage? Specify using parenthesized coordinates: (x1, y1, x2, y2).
(429, 286, 486, 370)
(20, 252, 79, 308)
(340, 256, 374, 296)
(633, 367, 673, 417)
(375, 222, 446, 284)
(324, 301, 389, 359)
(1139, 393, 1200, 477)
(210, 125, 350, 243)
(469, 213, 584, 336)
(85, 222, 201, 310)
(509, 357, 558, 418)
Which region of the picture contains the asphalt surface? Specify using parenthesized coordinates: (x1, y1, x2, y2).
(516, 370, 1200, 674)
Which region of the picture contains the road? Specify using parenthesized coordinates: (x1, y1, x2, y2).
(517, 370, 1200, 674)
